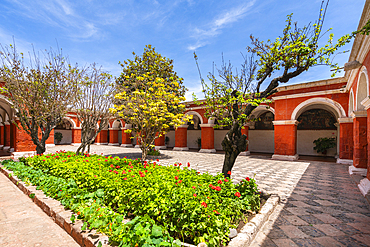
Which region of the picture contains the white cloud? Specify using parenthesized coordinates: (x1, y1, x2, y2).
(185, 84, 204, 101)
(188, 0, 256, 51)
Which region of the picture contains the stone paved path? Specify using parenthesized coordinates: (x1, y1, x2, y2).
(0, 171, 80, 247)
(21, 145, 370, 246)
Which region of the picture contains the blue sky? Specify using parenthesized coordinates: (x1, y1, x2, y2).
(0, 0, 365, 100)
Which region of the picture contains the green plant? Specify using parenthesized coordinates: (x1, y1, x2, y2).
(165, 136, 169, 145)
(55, 132, 63, 143)
(195, 137, 201, 148)
(313, 137, 336, 154)
(147, 146, 160, 156)
(9, 151, 261, 246)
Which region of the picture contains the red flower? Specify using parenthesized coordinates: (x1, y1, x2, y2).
(156, 159, 159, 162)
(193, 193, 197, 197)
(130, 166, 133, 168)
(116, 166, 120, 169)
(192, 186, 196, 189)
(124, 156, 127, 158)
(187, 162, 190, 167)
(217, 180, 223, 184)
(110, 164, 114, 168)
(140, 174, 145, 177)
(132, 175, 135, 177)
(109, 170, 112, 172)
(179, 163, 182, 166)
(105, 160, 108, 162)
(213, 210, 220, 214)
(122, 171, 126, 174)
(178, 180, 182, 183)
(198, 172, 200, 174)
(212, 186, 217, 190)
(227, 171, 231, 175)
(246, 177, 250, 182)
(224, 178, 229, 182)
(201, 202, 207, 208)
(209, 184, 213, 188)
(128, 170, 131, 172)
(235, 192, 241, 198)
(123, 177, 127, 180)
(175, 176, 179, 180)
(174, 163, 177, 166)
(215, 186, 221, 191)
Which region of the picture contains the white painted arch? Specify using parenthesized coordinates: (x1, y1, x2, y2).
(291, 97, 346, 120)
(349, 89, 354, 116)
(356, 66, 369, 111)
(62, 117, 77, 128)
(111, 119, 124, 129)
(250, 105, 275, 118)
(185, 111, 204, 124)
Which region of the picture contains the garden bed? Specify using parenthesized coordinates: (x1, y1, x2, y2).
(0, 152, 278, 247)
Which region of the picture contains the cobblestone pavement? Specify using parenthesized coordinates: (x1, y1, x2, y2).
(0, 171, 80, 247)
(46, 145, 370, 246)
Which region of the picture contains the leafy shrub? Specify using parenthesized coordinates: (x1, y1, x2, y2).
(313, 137, 336, 154)
(13, 151, 260, 246)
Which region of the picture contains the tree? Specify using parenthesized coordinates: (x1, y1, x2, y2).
(0, 44, 79, 154)
(112, 45, 190, 160)
(194, 0, 352, 177)
(74, 63, 114, 155)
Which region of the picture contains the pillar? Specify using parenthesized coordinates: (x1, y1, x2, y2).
(337, 118, 354, 164)
(0, 123, 4, 149)
(12, 119, 36, 158)
(272, 120, 299, 161)
(71, 127, 82, 146)
(108, 128, 120, 146)
(155, 132, 166, 150)
(95, 129, 108, 145)
(121, 124, 133, 147)
(199, 124, 216, 153)
(173, 125, 189, 151)
(3, 121, 10, 151)
(352, 111, 367, 170)
(358, 98, 370, 197)
(45, 129, 55, 147)
(240, 124, 251, 156)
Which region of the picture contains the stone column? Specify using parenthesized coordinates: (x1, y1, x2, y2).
(337, 118, 354, 164)
(199, 123, 216, 153)
(3, 121, 10, 151)
(108, 128, 120, 146)
(45, 129, 55, 147)
(173, 125, 189, 151)
(351, 111, 367, 174)
(12, 119, 36, 158)
(155, 132, 166, 150)
(358, 97, 370, 197)
(0, 123, 4, 149)
(272, 120, 299, 161)
(240, 123, 253, 156)
(95, 129, 108, 145)
(71, 127, 82, 146)
(121, 124, 133, 147)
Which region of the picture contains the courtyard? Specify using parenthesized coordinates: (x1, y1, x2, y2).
(1, 145, 367, 246)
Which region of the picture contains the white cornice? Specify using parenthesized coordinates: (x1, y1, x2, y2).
(273, 120, 298, 126)
(199, 124, 215, 128)
(361, 96, 370, 110)
(272, 89, 345, 101)
(276, 77, 346, 92)
(338, 117, 353, 123)
(350, 110, 367, 118)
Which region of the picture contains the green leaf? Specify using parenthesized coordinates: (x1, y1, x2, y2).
(151, 224, 163, 237)
(70, 214, 76, 224)
(96, 189, 104, 198)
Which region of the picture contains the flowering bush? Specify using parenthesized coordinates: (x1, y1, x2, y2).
(10, 151, 260, 246)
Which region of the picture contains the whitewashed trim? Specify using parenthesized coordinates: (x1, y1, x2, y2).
(336, 158, 353, 165)
(108, 143, 119, 146)
(273, 120, 298, 126)
(337, 118, 353, 123)
(4, 122, 10, 126)
(199, 124, 215, 128)
(185, 111, 204, 124)
(155, 145, 167, 150)
(359, 178, 370, 197)
(46, 144, 55, 147)
(63, 117, 77, 128)
(276, 77, 345, 92)
(71, 143, 81, 146)
(240, 151, 251, 156)
(349, 165, 367, 176)
(290, 97, 347, 120)
(124, 124, 132, 129)
(11, 151, 36, 159)
(95, 143, 109, 145)
(71, 127, 82, 130)
(271, 154, 299, 161)
(199, 149, 216, 153)
(108, 128, 120, 131)
(356, 66, 369, 111)
(350, 110, 367, 118)
(177, 125, 188, 128)
(272, 89, 344, 101)
(173, 147, 189, 151)
(361, 96, 370, 110)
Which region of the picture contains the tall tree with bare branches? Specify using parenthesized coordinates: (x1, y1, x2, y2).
(0, 44, 79, 154)
(74, 63, 114, 155)
(194, 0, 352, 177)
